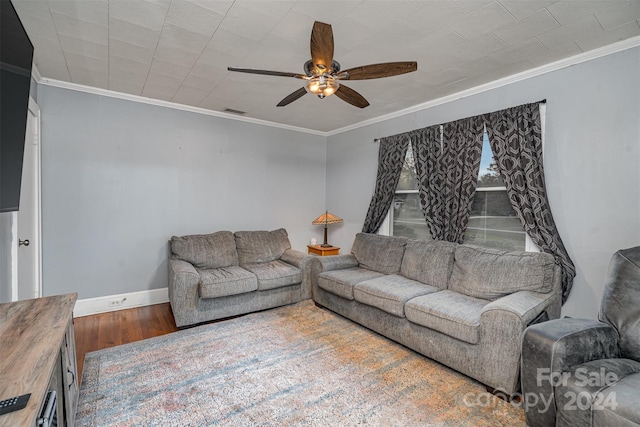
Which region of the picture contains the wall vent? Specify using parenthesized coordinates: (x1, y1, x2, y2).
(223, 108, 246, 115)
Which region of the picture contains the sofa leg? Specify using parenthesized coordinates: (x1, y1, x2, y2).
(485, 386, 522, 403)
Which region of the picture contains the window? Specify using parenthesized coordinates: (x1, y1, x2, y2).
(464, 133, 525, 251)
(383, 144, 433, 241)
(381, 132, 536, 252)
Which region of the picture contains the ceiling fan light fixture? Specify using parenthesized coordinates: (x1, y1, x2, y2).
(307, 75, 339, 99)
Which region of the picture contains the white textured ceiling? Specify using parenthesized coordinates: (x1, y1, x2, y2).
(13, 0, 640, 132)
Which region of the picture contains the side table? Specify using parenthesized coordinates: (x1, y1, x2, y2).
(307, 245, 340, 256)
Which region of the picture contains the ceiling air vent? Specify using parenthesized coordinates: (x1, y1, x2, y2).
(223, 108, 246, 115)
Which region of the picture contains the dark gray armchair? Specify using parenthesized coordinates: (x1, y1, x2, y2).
(521, 247, 640, 427)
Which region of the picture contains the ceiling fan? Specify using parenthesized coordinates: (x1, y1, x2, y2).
(228, 21, 417, 108)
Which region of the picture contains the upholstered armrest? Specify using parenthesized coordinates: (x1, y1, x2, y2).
(481, 290, 554, 326)
(475, 290, 561, 394)
(316, 254, 359, 271)
(169, 258, 199, 277)
(281, 249, 307, 268)
(168, 258, 200, 327)
(521, 318, 620, 427)
(281, 249, 315, 299)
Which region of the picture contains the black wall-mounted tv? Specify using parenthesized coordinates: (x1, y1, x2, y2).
(0, 0, 34, 212)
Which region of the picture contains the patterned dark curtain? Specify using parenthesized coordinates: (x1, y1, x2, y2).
(411, 116, 484, 243)
(410, 126, 442, 239)
(485, 102, 576, 303)
(362, 134, 410, 233)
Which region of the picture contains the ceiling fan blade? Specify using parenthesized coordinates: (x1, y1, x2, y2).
(228, 67, 306, 79)
(310, 21, 334, 73)
(277, 87, 308, 107)
(334, 84, 369, 109)
(340, 61, 417, 80)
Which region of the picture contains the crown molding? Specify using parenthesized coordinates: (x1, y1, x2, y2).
(32, 35, 639, 139)
(326, 35, 640, 137)
(36, 77, 327, 137)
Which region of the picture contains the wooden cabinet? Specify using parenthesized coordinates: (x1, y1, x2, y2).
(0, 294, 78, 427)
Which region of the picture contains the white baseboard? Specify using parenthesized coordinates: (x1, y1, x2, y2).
(74, 288, 169, 318)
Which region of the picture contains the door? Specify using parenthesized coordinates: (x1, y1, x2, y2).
(16, 98, 41, 300)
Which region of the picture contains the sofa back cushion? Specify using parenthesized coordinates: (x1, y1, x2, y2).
(400, 240, 457, 289)
(234, 228, 291, 265)
(171, 231, 238, 269)
(351, 233, 407, 275)
(448, 245, 555, 300)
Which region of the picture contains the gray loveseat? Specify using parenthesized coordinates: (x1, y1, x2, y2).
(311, 232, 562, 395)
(168, 228, 313, 327)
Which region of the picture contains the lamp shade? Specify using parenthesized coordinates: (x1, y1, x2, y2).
(312, 212, 343, 225)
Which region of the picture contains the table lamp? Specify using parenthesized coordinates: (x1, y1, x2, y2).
(312, 211, 343, 247)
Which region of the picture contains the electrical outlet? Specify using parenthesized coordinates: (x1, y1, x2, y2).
(107, 299, 124, 308)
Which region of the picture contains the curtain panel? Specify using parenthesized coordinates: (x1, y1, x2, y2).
(485, 102, 576, 303)
(411, 117, 484, 243)
(362, 133, 410, 233)
(410, 126, 442, 239)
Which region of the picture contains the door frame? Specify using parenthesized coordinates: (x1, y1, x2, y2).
(11, 97, 42, 300)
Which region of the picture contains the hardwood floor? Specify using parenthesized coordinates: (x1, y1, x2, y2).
(74, 303, 178, 381)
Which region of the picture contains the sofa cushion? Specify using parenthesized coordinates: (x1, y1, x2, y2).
(171, 231, 238, 269)
(243, 260, 302, 291)
(234, 228, 291, 265)
(448, 245, 555, 301)
(405, 290, 490, 344)
(400, 240, 457, 289)
(318, 268, 385, 300)
(197, 266, 257, 299)
(351, 233, 407, 275)
(354, 275, 439, 317)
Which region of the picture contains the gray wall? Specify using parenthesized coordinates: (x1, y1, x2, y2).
(326, 47, 640, 319)
(38, 86, 326, 299)
(35, 47, 640, 317)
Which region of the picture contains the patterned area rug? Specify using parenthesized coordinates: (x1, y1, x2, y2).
(76, 300, 526, 426)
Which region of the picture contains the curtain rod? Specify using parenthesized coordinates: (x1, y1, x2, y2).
(373, 99, 547, 143)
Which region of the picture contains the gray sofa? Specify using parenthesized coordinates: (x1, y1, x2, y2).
(311, 232, 562, 395)
(168, 228, 313, 327)
(521, 246, 640, 427)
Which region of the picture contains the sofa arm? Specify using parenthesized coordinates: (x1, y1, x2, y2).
(521, 318, 620, 427)
(316, 254, 359, 271)
(168, 258, 200, 327)
(481, 290, 556, 326)
(169, 258, 198, 277)
(473, 290, 560, 394)
(281, 248, 307, 268)
(282, 249, 315, 300)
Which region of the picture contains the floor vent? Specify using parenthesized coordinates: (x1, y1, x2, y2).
(223, 108, 246, 115)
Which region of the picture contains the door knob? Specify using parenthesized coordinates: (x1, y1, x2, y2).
(19, 239, 30, 247)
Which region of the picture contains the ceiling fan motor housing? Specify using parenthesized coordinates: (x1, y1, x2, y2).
(304, 59, 341, 76)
